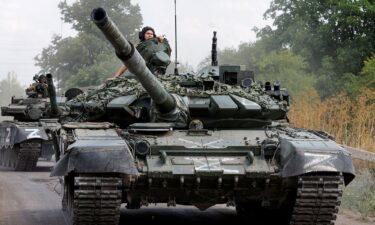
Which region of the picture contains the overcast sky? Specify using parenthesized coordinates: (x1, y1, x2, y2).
(0, 0, 272, 86)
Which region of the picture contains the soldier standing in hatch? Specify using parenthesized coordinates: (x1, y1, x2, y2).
(26, 74, 49, 98)
(111, 26, 171, 79)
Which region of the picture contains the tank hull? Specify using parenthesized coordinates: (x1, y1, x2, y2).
(52, 122, 354, 225)
(0, 120, 58, 171)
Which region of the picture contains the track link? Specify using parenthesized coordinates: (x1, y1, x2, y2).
(290, 174, 344, 225)
(15, 141, 41, 171)
(64, 175, 122, 225)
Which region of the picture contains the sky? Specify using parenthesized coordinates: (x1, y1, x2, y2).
(0, 0, 272, 86)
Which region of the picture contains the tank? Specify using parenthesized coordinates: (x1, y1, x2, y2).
(50, 8, 355, 225)
(0, 74, 62, 170)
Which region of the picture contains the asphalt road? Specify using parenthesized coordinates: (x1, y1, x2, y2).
(0, 161, 373, 225)
(0, 161, 66, 225)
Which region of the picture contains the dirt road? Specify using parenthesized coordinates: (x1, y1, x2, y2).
(0, 161, 374, 225)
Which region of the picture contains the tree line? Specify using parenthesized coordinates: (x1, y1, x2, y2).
(212, 0, 375, 98)
(33, 0, 375, 98)
(34, 0, 142, 89)
(2, 0, 374, 98)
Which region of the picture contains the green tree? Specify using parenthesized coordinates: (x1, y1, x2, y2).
(198, 39, 316, 96)
(257, 0, 375, 77)
(344, 54, 375, 96)
(0, 72, 25, 106)
(35, 0, 142, 89)
(360, 54, 375, 89)
(255, 49, 316, 96)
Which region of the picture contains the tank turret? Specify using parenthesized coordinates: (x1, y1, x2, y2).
(91, 8, 175, 114)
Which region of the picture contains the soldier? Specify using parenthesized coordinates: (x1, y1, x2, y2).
(26, 74, 49, 98)
(112, 26, 171, 78)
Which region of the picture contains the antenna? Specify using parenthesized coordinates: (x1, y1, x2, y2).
(174, 0, 179, 75)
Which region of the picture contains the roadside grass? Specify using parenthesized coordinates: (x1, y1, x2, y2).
(289, 88, 375, 152)
(341, 168, 375, 217)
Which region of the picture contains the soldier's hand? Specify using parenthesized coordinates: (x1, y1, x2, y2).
(157, 35, 165, 43)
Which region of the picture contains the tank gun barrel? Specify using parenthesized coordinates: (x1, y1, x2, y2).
(46, 73, 60, 116)
(91, 8, 176, 114)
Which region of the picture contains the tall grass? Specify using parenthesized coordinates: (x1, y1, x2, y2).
(289, 88, 375, 152)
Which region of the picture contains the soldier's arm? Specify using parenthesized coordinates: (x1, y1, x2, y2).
(26, 83, 36, 91)
(114, 65, 127, 78)
(157, 35, 165, 43)
(161, 37, 172, 55)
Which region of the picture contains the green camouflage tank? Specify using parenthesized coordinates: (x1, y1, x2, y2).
(51, 8, 355, 225)
(0, 74, 61, 170)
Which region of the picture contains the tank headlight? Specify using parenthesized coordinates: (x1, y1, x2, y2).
(135, 140, 150, 156)
(189, 119, 204, 130)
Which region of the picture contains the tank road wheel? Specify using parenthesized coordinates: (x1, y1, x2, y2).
(62, 173, 123, 225)
(289, 173, 344, 225)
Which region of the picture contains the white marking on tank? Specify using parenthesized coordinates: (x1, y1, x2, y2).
(25, 128, 41, 139)
(178, 138, 223, 148)
(5, 127, 11, 143)
(184, 157, 240, 174)
(303, 152, 336, 170)
(202, 139, 223, 147)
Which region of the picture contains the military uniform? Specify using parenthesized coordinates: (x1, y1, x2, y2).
(136, 37, 171, 75)
(25, 76, 49, 98)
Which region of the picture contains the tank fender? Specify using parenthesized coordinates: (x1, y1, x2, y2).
(0, 122, 48, 149)
(280, 138, 355, 184)
(50, 139, 139, 176)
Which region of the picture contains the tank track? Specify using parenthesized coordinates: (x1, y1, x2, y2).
(0, 140, 41, 171)
(63, 175, 122, 225)
(290, 174, 344, 225)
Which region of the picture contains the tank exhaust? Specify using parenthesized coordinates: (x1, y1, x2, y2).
(211, 31, 218, 66)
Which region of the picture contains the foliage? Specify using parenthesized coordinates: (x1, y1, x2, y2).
(35, 0, 142, 89)
(289, 88, 375, 152)
(314, 53, 375, 98)
(258, 0, 375, 74)
(58, 0, 141, 41)
(256, 0, 375, 96)
(254, 49, 316, 96)
(0, 72, 25, 106)
(346, 54, 375, 96)
(198, 40, 317, 96)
